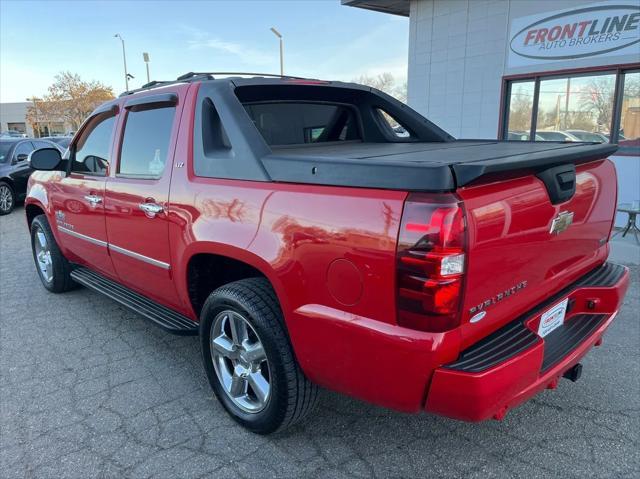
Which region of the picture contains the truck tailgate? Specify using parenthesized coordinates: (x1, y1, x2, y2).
(456, 159, 617, 349)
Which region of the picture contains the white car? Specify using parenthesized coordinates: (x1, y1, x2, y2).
(536, 130, 581, 142)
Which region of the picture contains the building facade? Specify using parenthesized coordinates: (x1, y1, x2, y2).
(1, 101, 69, 137)
(344, 0, 640, 225)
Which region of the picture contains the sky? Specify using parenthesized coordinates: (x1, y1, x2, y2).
(0, 0, 408, 102)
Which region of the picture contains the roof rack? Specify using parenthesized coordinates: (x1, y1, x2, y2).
(119, 80, 176, 97)
(118, 71, 317, 97)
(176, 71, 311, 81)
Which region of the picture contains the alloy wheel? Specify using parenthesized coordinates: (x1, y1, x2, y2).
(210, 310, 271, 413)
(0, 185, 13, 213)
(34, 227, 53, 283)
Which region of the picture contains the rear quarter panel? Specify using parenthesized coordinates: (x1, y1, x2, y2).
(168, 175, 406, 325)
(168, 173, 409, 402)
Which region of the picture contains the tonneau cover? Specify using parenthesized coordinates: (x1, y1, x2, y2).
(263, 140, 618, 191)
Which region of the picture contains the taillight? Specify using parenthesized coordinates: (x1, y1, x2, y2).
(396, 193, 467, 332)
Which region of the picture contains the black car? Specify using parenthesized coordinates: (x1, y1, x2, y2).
(41, 136, 72, 151)
(0, 138, 60, 215)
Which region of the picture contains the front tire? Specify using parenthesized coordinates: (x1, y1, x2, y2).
(30, 215, 75, 293)
(200, 278, 318, 434)
(0, 181, 15, 215)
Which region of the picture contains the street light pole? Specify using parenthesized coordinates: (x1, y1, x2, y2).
(143, 52, 150, 84)
(114, 33, 129, 91)
(270, 27, 284, 76)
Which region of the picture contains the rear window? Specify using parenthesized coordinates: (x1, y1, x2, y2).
(243, 102, 359, 146)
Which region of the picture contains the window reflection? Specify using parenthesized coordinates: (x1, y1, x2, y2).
(535, 73, 615, 143)
(506, 81, 535, 141)
(619, 71, 640, 153)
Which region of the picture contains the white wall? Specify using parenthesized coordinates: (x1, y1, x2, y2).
(408, 0, 510, 138)
(0, 102, 32, 136)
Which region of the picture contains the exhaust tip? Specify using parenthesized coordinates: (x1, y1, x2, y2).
(563, 363, 583, 383)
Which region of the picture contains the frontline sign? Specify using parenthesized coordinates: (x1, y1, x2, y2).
(508, 3, 640, 67)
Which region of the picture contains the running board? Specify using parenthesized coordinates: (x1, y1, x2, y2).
(70, 267, 198, 335)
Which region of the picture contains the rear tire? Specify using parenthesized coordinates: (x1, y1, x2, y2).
(200, 278, 318, 434)
(30, 215, 75, 293)
(0, 181, 15, 215)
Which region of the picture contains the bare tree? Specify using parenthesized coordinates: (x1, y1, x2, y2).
(25, 99, 59, 137)
(353, 73, 407, 102)
(508, 86, 533, 131)
(580, 77, 615, 131)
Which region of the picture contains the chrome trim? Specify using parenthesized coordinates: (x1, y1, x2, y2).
(139, 202, 164, 218)
(109, 243, 170, 270)
(84, 195, 103, 208)
(58, 226, 108, 247)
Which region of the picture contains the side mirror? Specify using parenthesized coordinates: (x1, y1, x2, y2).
(29, 148, 64, 171)
(15, 153, 28, 163)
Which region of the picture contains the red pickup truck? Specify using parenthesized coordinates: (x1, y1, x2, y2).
(25, 73, 629, 434)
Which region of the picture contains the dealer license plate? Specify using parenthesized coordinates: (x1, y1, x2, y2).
(538, 298, 569, 338)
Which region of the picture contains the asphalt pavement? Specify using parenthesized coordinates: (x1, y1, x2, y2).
(1, 207, 638, 478)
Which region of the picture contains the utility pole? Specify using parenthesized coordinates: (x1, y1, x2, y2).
(270, 27, 284, 76)
(143, 52, 150, 83)
(114, 33, 130, 91)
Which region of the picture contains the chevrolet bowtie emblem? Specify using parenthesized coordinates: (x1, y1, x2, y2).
(550, 211, 574, 235)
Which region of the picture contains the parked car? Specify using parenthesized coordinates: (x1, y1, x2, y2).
(1, 130, 28, 138)
(565, 130, 608, 143)
(25, 74, 629, 434)
(536, 130, 581, 142)
(41, 135, 72, 151)
(0, 138, 59, 214)
(507, 130, 544, 141)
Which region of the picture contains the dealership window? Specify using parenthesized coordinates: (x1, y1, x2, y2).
(620, 71, 640, 150)
(505, 81, 535, 140)
(536, 73, 615, 142)
(502, 66, 639, 155)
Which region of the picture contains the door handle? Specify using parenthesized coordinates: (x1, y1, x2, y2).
(84, 195, 102, 208)
(139, 202, 164, 218)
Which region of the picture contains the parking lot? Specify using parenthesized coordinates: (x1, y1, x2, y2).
(0, 207, 638, 479)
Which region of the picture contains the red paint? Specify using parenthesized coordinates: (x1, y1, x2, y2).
(456, 160, 616, 349)
(426, 271, 629, 421)
(25, 78, 631, 419)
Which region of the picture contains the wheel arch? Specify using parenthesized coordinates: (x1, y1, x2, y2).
(25, 202, 46, 228)
(182, 243, 289, 322)
(0, 177, 14, 189)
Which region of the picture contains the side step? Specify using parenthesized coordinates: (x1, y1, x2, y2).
(70, 267, 198, 335)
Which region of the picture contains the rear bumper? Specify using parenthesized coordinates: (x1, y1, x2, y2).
(425, 262, 630, 421)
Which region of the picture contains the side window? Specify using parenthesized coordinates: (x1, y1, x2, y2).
(14, 142, 34, 161)
(376, 108, 411, 138)
(33, 140, 53, 149)
(118, 106, 175, 177)
(72, 114, 116, 176)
